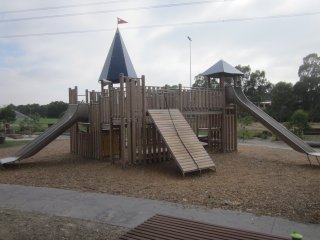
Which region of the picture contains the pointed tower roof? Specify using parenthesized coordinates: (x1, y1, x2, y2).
(202, 59, 243, 78)
(99, 28, 137, 83)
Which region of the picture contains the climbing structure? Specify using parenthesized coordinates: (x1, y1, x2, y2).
(69, 74, 236, 175)
(69, 29, 233, 175)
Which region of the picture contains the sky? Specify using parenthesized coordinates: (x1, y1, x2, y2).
(0, 0, 319, 105)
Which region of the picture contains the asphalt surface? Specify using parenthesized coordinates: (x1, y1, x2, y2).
(0, 184, 319, 240)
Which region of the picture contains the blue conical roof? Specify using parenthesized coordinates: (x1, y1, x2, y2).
(202, 59, 243, 77)
(99, 28, 137, 83)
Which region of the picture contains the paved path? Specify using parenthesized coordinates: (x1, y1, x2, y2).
(0, 184, 319, 239)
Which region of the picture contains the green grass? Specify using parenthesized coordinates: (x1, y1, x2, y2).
(39, 118, 59, 125)
(238, 121, 320, 141)
(198, 129, 208, 136)
(302, 135, 320, 141)
(9, 118, 59, 133)
(237, 128, 256, 140)
(0, 140, 31, 149)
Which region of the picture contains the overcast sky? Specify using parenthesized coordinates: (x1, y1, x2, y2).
(0, 0, 319, 105)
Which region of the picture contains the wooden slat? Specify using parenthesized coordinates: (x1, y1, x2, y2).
(148, 109, 215, 175)
(119, 214, 290, 240)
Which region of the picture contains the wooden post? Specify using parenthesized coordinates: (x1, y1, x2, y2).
(234, 76, 238, 151)
(220, 74, 226, 152)
(119, 74, 126, 167)
(131, 79, 137, 164)
(85, 89, 89, 103)
(136, 78, 143, 163)
(178, 84, 182, 111)
(126, 78, 132, 164)
(109, 83, 113, 162)
(141, 75, 146, 162)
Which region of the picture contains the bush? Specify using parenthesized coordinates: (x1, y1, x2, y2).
(287, 109, 309, 138)
(255, 130, 272, 139)
(237, 128, 255, 140)
(0, 105, 16, 123)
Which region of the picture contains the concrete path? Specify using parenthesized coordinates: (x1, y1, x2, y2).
(0, 184, 319, 240)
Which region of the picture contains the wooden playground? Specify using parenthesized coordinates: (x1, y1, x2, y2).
(69, 74, 238, 175)
(2, 28, 318, 174)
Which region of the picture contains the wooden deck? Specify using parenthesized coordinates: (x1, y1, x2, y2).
(118, 214, 290, 240)
(148, 109, 215, 174)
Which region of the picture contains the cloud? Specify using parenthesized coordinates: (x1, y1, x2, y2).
(0, 0, 320, 105)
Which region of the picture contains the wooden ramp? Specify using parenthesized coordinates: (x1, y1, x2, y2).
(148, 109, 215, 174)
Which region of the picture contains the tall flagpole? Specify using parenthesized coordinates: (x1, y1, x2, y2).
(187, 36, 192, 88)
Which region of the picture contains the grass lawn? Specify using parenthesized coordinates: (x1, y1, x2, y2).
(241, 121, 320, 141)
(0, 140, 31, 149)
(39, 118, 58, 125)
(9, 118, 59, 133)
(198, 121, 320, 141)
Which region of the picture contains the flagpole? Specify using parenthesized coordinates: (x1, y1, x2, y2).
(187, 36, 192, 88)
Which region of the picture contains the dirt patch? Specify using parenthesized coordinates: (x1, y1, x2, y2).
(0, 139, 319, 224)
(0, 208, 128, 240)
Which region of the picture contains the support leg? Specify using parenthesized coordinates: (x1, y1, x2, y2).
(307, 154, 312, 165)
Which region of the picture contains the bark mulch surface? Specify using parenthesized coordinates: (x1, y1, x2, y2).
(0, 139, 319, 224)
(0, 208, 127, 240)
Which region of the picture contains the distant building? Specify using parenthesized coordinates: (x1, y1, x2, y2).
(258, 101, 271, 110)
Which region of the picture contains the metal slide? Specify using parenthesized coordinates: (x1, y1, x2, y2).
(0, 104, 88, 165)
(226, 86, 320, 157)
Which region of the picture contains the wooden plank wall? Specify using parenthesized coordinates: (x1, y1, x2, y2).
(69, 87, 78, 154)
(69, 77, 238, 162)
(225, 106, 237, 152)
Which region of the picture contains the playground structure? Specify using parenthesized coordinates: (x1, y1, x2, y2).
(1, 69, 320, 172)
(1, 28, 319, 173)
(68, 74, 237, 174)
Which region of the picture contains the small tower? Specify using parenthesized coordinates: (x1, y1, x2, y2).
(99, 28, 137, 83)
(202, 59, 243, 88)
(202, 59, 243, 152)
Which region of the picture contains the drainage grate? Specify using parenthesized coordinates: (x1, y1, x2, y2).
(119, 214, 290, 240)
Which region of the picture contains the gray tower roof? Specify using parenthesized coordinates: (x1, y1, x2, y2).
(99, 28, 137, 83)
(202, 59, 243, 77)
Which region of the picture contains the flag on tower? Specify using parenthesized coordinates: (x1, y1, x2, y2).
(117, 18, 128, 25)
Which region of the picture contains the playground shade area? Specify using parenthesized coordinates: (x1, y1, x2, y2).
(0, 139, 319, 224)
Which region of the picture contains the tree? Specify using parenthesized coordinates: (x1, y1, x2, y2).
(193, 74, 207, 88)
(238, 115, 255, 141)
(298, 53, 320, 78)
(287, 109, 309, 138)
(0, 105, 16, 123)
(192, 74, 219, 88)
(47, 101, 68, 118)
(164, 84, 178, 89)
(18, 113, 42, 134)
(235, 65, 273, 104)
(294, 53, 320, 121)
(15, 103, 48, 118)
(270, 82, 296, 122)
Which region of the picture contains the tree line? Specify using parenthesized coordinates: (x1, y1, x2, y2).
(194, 53, 320, 123)
(0, 101, 68, 123)
(1, 53, 319, 125)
